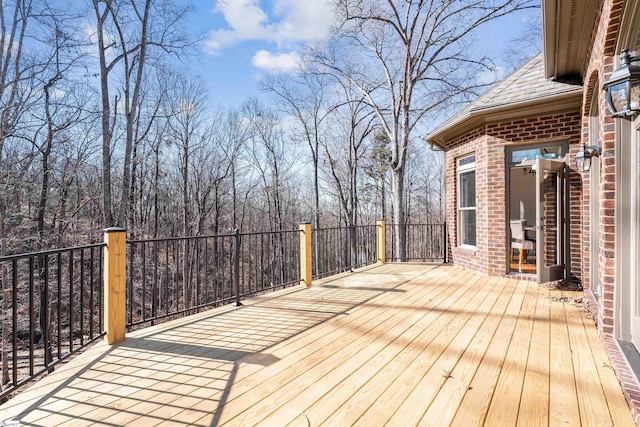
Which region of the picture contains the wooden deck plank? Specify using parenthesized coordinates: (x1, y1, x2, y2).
(548, 290, 582, 426)
(344, 271, 491, 427)
(484, 278, 538, 425)
(564, 296, 616, 426)
(375, 274, 503, 426)
(517, 284, 551, 426)
(448, 279, 528, 426)
(0, 263, 635, 427)
(578, 298, 636, 427)
(281, 269, 480, 427)
(185, 266, 428, 425)
(417, 277, 515, 426)
(190, 266, 443, 425)
(215, 267, 462, 425)
(264, 270, 478, 425)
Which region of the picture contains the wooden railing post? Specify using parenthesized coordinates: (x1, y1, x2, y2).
(103, 227, 127, 345)
(300, 223, 312, 286)
(377, 220, 386, 264)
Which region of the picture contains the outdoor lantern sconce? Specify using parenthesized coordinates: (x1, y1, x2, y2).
(575, 142, 602, 173)
(603, 49, 640, 118)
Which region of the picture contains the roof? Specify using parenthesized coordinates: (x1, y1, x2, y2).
(425, 53, 583, 150)
(543, 0, 599, 80)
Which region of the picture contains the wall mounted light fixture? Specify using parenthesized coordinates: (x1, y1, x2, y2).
(575, 141, 602, 173)
(603, 49, 640, 118)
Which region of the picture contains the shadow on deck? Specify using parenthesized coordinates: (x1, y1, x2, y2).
(0, 263, 634, 426)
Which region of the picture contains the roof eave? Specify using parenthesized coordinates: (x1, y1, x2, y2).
(425, 89, 583, 150)
(542, 0, 599, 80)
(542, 0, 558, 79)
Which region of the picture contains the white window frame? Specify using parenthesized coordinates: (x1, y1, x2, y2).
(457, 154, 476, 249)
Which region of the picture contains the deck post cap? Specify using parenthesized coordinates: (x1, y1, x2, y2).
(103, 227, 127, 233)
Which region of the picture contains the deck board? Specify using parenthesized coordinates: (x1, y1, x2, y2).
(384, 274, 499, 426)
(484, 278, 541, 425)
(517, 284, 551, 426)
(419, 277, 514, 426)
(260, 267, 473, 426)
(449, 279, 528, 426)
(322, 270, 481, 427)
(548, 291, 582, 426)
(0, 263, 634, 427)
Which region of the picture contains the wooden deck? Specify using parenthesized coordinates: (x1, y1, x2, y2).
(0, 263, 634, 426)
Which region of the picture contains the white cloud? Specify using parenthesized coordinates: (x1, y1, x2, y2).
(204, 0, 335, 52)
(205, 0, 271, 51)
(272, 0, 334, 43)
(251, 50, 301, 73)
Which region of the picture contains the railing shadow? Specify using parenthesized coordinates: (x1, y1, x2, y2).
(1, 264, 436, 426)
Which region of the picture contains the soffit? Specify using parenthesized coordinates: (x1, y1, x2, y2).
(543, 0, 599, 80)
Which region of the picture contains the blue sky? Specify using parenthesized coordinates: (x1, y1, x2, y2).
(187, 1, 541, 109)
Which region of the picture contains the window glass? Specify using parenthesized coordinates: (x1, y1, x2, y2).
(459, 171, 475, 208)
(457, 154, 476, 248)
(511, 146, 563, 165)
(460, 210, 476, 246)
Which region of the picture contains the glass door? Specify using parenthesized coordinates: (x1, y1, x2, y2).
(536, 159, 567, 283)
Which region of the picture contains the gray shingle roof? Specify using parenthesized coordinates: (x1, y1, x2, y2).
(426, 53, 583, 148)
(464, 53, 577, 110)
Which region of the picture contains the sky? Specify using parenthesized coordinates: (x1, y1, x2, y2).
(186, 1, 541, 109)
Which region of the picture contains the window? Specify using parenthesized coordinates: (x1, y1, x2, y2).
(509, 144, 567, 166)
(458, 154, 476, 247)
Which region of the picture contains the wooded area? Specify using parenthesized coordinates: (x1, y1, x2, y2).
(0, 0, 540, 398)
(0, 0, 540, 257)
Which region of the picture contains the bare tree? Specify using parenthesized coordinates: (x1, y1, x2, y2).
(90, 0, 193, 227)
(212, 109, 252, 230)
(164, 75, 209, 237)
(261, 72, 332, 233)
(243, 98, 296, 232)
(315, 0, 537, 259)
(501, 10, 542, 71)
(322, 81, 376, 263)
(0, 0, 65, 387)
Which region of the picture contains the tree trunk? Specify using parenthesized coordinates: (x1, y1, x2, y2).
(391, 168, 406, 261)
(93, 2, 114, 227)
(1, 200, 8, 386)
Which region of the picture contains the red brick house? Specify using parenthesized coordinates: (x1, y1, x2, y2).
(426, 0, 640, 421)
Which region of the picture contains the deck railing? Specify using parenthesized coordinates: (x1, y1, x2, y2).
(0, 244, 105, 400)
(386, 223, 447, 262)
(0, 220, 446, 399)
(126, 229, 300, 328)
(313, 225, 377, 278)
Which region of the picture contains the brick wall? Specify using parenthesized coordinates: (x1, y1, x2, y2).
(445, 129, 488, 274)
(445, 111, 582, 278)
(581, 0, 640, 424)
(582, 0, 624, 337)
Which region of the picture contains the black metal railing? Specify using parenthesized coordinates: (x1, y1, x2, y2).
(236, 229, 299, 298)
(126, 234, 232, 328)
(126, 229, 300, 328)
(0, 222, 447, 400)
(0, 244, 105, 400)
(313, 225, 377, 279)
(386, 223, 447, 262)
